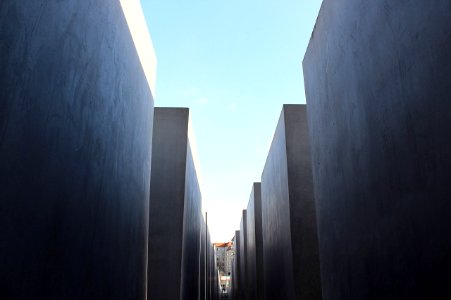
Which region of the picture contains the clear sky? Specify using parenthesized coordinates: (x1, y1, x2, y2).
(141, 0, 323, 242)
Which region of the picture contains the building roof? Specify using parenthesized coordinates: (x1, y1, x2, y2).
(214, 241, 233, 248)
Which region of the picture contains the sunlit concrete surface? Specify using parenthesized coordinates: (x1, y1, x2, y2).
(119, 0, 157, 93)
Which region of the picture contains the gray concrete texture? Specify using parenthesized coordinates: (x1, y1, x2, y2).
(207, 229, 217, 300)
(180, 141, 203, 299)
(200, 216, 208, 300)
(148, 108, 187, 299)
(261, 104, 322, 300)
(213, 250, 219, 300)
(239, 210, 248, 300)
(303, 1, 451, 299)
(245, 183, 264, 300)
(148, 108, 204, 300)
(0, 1, 154, 299)
(232, 230, 241, 299)
(230, 254, 236, 299)
(230, 256, 236, 299)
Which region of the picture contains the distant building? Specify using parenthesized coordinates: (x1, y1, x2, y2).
(214, 238, 235, 292)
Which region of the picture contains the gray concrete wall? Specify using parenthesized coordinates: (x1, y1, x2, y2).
(245, 183, 264, 300)
(261, 105, 322, 300)
(148, 108, 204, 300)
(230, 254, 236, 299)
(211, 239, 217, 300)
(239, 210, 248, 300)
(0, 1, 154, 299)
(207, 230, 216, 300)
(200, 217, 207, 300)
(303, 1, 451, 299)
(212, 243, 217, 300)
(180, 142, 203, 300)
(213, 249, 217, 300)
(232, 230, 240, 299)
(148, 108, 188, 300)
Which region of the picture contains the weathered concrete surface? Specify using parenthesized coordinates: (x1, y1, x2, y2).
(148, 108, 188, 299)
(232, 230, 241, 300)
(261, 104, 322, 300)
(246, 183, 264, 300)
(148, 108, 203, 300)
(303, 1, 451, 299)
(239, 210, 248, 300)
(200, 216, 206, 300)
(212, 244, 219, 300)
(0, 1, 155, 299)
(207, 229, 217, 300)
(180, 140, 203, 299)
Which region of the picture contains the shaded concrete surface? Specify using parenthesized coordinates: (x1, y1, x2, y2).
(200, 216, 207, 300)
(148, 108, 205, 300)
(303, 1, 451, 299)
(261, 105, 322, 300)
(245, 183, 264, 300)
(231, 230, 240, 299)
(0, 1, 154, 299)
(148, 108, 189, 300)
(208, 227, 218, 300)
(239, 210, 248, 300)
(180, 141, 203, 300)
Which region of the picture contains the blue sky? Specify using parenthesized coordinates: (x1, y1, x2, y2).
(141, 0, 323, 242)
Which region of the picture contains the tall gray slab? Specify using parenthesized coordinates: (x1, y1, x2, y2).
(212, 243, 218, 300)
(200, 217, 207, 300)
(148, 108, 187, 299)
(261, 104, 322, 300)
(303, 1, 451, 299)
(204, 219, 210, 300)
(207, 230, 216, 300)
(231, 254, 236, 299)
(181, 142, 203, 300)
(246, 183, 264, 300)
(0, 1, 154, 299)
(211, 238, 216, 300)
(148, 108, 203, 300)
(215, 246, 219, 300)
(239, 210, 248, 300)
(232, 230, 241, 299)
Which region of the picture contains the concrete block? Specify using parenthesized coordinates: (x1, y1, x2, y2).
(180, 141, 203, 299)
(212, 248, 219, 300)
(232, 230, 240, 299)
(148, 107, 203, 300)
(212, 242, 218, 300)
(200, 216, 207, 300)
(303, 1, 451, 298)
(239, 210, 248, 300)
(261, 104, 322, 300)
(206, 228, 216, 300)
(246, 183, 264, 300)
(0, 1, 155, 299)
